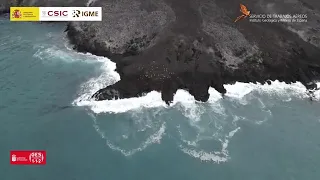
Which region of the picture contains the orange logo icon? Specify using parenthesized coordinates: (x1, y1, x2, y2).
(234, 4, 250, 22)
(12, 9, 22, 18)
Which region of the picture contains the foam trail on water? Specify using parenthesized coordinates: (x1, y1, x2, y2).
(46, 46, 318, 162)
(30, 29, 320, 163)
(106, 123, 166, 156)
(180, 146, 228, 162)
(93, 112, 166, 156)
(179, 127, 241, 163)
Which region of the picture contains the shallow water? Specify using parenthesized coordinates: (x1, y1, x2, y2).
(1, 18, 320, 180)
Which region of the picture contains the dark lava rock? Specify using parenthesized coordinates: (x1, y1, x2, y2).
(66, 0, 176, 56)
(65, 0, 320, 104)
(5, 0, 319, 104)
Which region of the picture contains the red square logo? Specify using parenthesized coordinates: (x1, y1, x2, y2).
(10, 150, 46, 165)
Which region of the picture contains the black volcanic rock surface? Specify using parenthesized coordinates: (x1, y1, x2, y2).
(2, 0, 320, 104)
(66, 0, 320, 104)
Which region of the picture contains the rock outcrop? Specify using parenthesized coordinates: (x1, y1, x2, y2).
(2, 0, 320, 104)
(66, 0, 320, 104)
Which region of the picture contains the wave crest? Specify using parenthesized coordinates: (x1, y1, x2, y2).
(33, 43, 319, 163)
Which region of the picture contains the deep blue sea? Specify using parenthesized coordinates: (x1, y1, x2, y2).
(1, 17, 320, 180)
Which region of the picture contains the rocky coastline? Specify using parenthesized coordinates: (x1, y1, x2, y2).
(2, 0, 320, 104)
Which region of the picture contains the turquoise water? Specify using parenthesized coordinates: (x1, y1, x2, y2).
(1, 18, 320, 179)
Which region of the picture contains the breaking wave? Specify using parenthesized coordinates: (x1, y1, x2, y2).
(72, 54, 319, 113)
(32, 39, 320, 163)
(69, 53, 319, 162)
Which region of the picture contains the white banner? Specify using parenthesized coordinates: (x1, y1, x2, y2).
(39, 7, 102, 21)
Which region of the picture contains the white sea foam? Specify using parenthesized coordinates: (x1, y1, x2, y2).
(93, 113, 166, 156)
(73, 55, 320, 114)
(179, 127, 241, 163)
(180, 146, 228, 162)
(69, 54, 320, 162)
(34, 43, 320, 162)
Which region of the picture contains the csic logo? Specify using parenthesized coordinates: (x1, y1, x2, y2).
(12, 9, 22, 18)
(72, 10, 99, 17)
(42, 10, 68, 17)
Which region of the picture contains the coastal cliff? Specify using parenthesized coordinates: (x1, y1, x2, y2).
(67, 0, 320, 104)
(2, 0, 320, 104)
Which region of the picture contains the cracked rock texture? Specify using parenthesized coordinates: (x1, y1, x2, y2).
(2, 0, 320, 103)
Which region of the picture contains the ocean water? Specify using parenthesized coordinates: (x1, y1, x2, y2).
(1, 18, 320, 179)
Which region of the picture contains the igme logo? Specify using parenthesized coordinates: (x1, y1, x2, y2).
(72, 10, 99, 17)
(69, 7, 102, 21)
